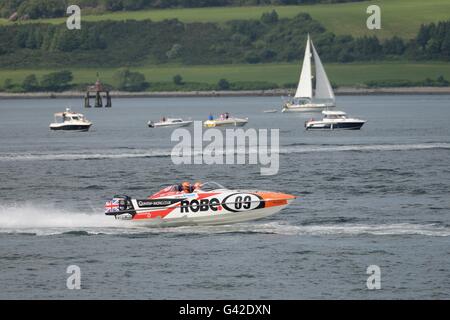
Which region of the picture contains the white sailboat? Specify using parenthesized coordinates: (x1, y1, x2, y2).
(282, 34, 336, 112)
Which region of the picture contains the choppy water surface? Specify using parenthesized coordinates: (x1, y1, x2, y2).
(0, 95, 449, 299)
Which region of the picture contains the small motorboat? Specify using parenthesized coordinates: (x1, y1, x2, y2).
(204, 113, 248, 128)
(104, 181, 296, 226)
(263, 109, 278, 113)
(49, 108, 92, 131)
(305, 110, 366, 130)
(148, 117, 193, 128)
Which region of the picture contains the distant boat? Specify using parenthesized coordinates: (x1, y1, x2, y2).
(49, 108, 92, 131)
(263, 109, 278, 113)
(305, 111, 366, 130)
(282, 34, 336, 113)
(204, 113, 248, 128)
(148, 118, 193, 128)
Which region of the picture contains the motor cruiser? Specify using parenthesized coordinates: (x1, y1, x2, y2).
(148, 117, 193, 128)
(104, 182, 296, 226)
(204, 113, 248, 128)
(305, 110, 366, 130)
(49, 108, 92, 131)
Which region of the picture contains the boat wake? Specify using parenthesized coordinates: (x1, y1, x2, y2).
(281, 142, 450, 154)
(0, 143, 449, 162)
(0, 149, 170, 162)
(1, 204, 449, 237)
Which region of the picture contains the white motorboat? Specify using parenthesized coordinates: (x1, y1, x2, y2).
(204, 113, 248, 128)
(49, 108, 92, 131)
(282, 34, 336, 113)
(263, 109, 278, 113)
(148, 118, 193, 128)
(305, 111, 366, 130)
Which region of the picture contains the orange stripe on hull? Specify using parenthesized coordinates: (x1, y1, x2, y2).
(256, 192, 297, 208)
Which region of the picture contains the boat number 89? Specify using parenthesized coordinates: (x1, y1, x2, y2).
(234, 196, 252, 210)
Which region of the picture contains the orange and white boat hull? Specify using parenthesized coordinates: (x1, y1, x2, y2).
(105, 189, 296, 226)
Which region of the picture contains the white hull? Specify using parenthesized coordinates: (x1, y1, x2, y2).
(148, 121, 192, 128)
(305, 120, 365, 130)
(49, 123, 92, 131)
(282, 103, 335, 113)
(305, 111, 366, 130)
(130, 204, 290, 227)
(204, 118, 248, 127)
(105, 183, 296, 227)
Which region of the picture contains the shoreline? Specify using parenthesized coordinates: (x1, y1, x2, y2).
(1, 87, 450, 99)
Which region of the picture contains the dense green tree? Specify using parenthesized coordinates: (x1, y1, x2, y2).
(40, 70, 73, 91)
(173, 74, 184, 85)
(17, 0, 66, 19)
(261, 10, 278, 24)
(383, 36, 405, 55)
(166, 43, 183, 60)
(3, 78, 14, 90)
(113, 68, 148, 91)
(22, 74, 39, 91)
(217, 78, 230, 90)
(417, 24, 431, 49)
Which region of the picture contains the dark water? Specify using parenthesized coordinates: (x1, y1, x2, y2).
(0, 95, 449, 299)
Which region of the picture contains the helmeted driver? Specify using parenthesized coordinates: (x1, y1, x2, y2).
(180, 181, 192, 193)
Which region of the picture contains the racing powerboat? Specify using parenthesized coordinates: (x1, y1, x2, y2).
(204, 113, 248, 128)
(104, 182, 296, 226)
(148, 117, 193, 128)
(305, 110, 366, 130)
(49, 108, 92, 131)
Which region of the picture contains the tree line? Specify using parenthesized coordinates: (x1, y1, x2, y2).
(0, 13, 449, 69)
(1, 69, 284, 92)
(3, 69, 448, 93)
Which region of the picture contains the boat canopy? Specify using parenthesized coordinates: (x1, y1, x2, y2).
(54, 107, 84, 118)
(322, 111, 347, 116)
(54, 112, 84, 117)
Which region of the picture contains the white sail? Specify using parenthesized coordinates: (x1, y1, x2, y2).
(295, 35, 312, 99)
(311, 41, 335, 102)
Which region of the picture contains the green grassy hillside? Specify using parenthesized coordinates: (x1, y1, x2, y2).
(1, 0, 449, 39)
(2, 62, 450, 89)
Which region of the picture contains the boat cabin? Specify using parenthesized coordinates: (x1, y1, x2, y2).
(322, 111, 347, 119)
(53, 108, 87, 123)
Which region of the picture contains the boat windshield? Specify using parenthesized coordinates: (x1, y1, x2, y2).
(199, 181, 227, 191)
(325, 114, 345, 119)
